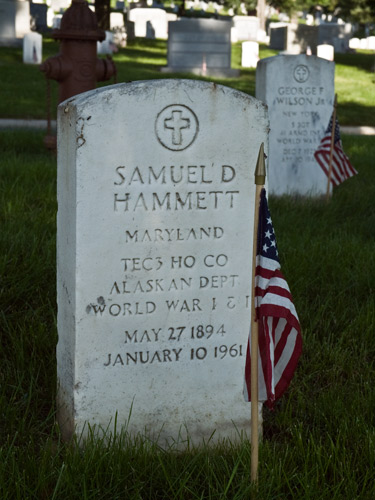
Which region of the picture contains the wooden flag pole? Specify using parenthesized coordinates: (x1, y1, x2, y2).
(251, 143, 266, 484)
(326, 94, 338, 201)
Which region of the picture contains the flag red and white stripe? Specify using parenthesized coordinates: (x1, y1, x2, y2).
(244, 189, 302, 409)
(314, 116, 358, 187)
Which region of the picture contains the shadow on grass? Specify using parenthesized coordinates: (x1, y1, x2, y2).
(335, 51, 375, 73)
(337, 102, 375, 126)
(109, 58, 256, 97)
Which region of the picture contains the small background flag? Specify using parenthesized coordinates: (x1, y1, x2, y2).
(314, 115, 358, 186)
(244, 189, 302, 409)
(33, 45, 38, 63)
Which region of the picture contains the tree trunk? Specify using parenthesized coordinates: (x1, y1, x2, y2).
(95, 0, 111, 31)
(257, 0, 266, 32)
(178, 0, 186, 17)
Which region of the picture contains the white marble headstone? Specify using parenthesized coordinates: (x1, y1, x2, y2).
(241, 41, 259, 68)
(50, 0, 71, 12)
(232, 16, 259, 41)
(0, 0, 30, 43)
(163, 19, 239, 77)
(317, 43, 334, 61)
(231, 27, 239, 43)
(349, 37, 360, 49)
(128, 8, 168, 39)
(110, 12, 125, 29)
(23, 32, 42, 64)
(57, 79, 268, 447)
(97, 31, 115, 55)
(256, 54, 334, 196)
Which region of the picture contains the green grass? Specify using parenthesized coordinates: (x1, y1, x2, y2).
(334, 52, 375, 125)
(1, 127, 375, 497)
(0, 39, 374, 125)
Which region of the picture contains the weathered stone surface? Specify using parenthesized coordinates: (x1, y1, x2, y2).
(57, 79, 268, 447)
(256, 54, 334, 196)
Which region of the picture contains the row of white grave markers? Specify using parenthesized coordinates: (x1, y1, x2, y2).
(349, 36, 375, 50)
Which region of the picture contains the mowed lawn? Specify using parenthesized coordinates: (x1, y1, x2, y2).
(0, 38, 374, 125)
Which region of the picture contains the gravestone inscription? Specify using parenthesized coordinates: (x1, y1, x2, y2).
(256, 55, 334, 196)
(57, 79, 268, 447)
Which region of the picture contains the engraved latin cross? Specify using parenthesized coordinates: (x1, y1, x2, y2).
(164, 110, 190, 146)
(294, 65, 308, 83)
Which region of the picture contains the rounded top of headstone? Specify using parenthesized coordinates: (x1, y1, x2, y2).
(53, 0, 105, 42)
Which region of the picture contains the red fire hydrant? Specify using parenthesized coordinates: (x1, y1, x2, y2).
(41, 0, 117, 147)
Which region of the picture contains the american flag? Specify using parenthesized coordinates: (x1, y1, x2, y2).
(314, 115, 358, 187)
(244, 189, 302, 409)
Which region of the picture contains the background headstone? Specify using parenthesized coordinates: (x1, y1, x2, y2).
(241, 41, 259, 68)
(270, 23, 351, 55)
(52, 14, 62, 29)
(50, 0, 70, 13)
(232, 16, 259, 41)
(97, 30, 115, 55)
(125, 20, 135, 41)
(332, 36, 349, 53)
(256, 54, 335, 196)
(231, 27, 238, 43)
(110, 12, 125, 30)
(23, 31, 42, 63)
(349, 37, 360, 49)
(285, 24, 318, 54)
(0, 0, 31, 46)
(166, 12, 177, 23)
(128, 7, 168, 39)
(317, 43, 334, 61)
(162, 19, 239, 77)
(57, 79, 268, 447)
(269, 23, 288, 50)
(318, 23, 351, 46)
(30, 1, 48, 32)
